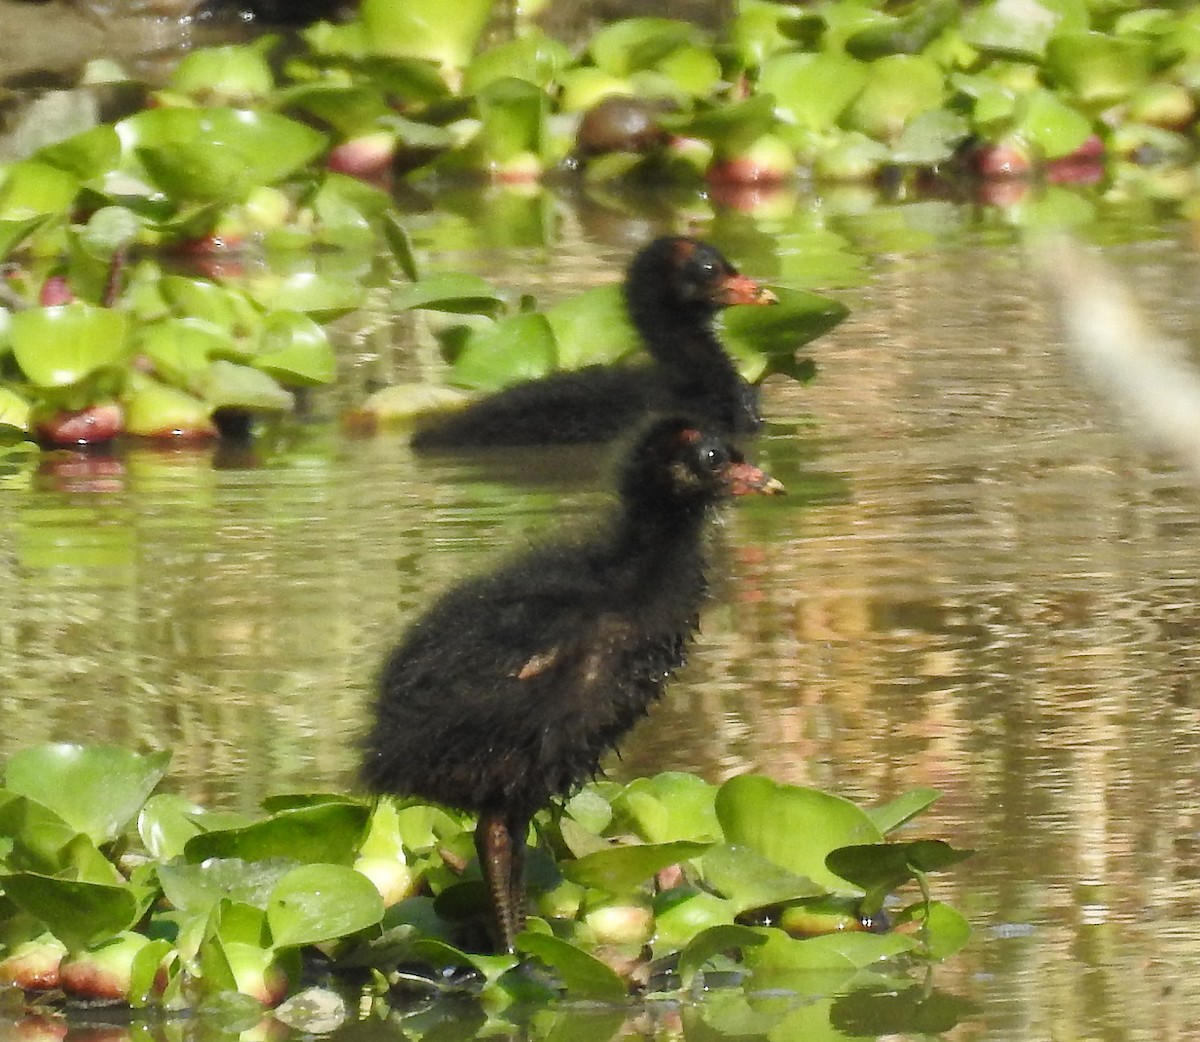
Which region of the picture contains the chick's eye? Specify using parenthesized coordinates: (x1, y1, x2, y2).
(703, 444, 728, 470)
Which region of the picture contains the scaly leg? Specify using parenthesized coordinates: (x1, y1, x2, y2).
(474, 809, 529, 953)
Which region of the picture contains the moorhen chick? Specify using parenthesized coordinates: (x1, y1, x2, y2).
(363, 416, 784, 952)
(410, 236, 777, 450)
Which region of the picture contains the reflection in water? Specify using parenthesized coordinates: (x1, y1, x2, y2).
(2, 231, 1200, 1038)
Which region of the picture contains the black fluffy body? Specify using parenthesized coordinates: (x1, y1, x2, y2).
(411, 237, 768, 450)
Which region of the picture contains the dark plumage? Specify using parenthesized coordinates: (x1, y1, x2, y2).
(410, 237, 777, 450)
(363, 417, 784, 952)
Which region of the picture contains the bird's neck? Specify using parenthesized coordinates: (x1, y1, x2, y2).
(607, 499, 711, 589)
(633, 304, 734, 375)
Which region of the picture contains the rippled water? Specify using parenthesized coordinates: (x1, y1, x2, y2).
(4, 208, 1200, 1038)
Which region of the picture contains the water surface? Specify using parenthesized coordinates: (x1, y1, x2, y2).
(3, 208, 1200, 1039)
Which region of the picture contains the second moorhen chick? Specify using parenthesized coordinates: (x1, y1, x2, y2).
(410, 237, 777, 450)
(363, 416, 783, 952)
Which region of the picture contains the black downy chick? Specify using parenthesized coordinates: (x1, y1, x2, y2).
(411, 237, 777, 450)
(363, 416, 784, 952)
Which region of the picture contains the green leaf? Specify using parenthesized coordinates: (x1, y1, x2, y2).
(392, 272, 505, 314)
(4, 744, 170, 846)
(677, 924, 766, 985)
(0, 387, 30, 431)
(563, 840, 709, 895)
(201, 360, 294, 413)
(590, 18, 704, 77)
(843, 54, 945, 142)
(0, 161, 79, 218)
(715, 776, 883, 893)
(138, 317, 235, 386)
(845, 0, 959, 58)
(894, 899, 972, 960)
(543, 284, 639, 369)
(868, 788, 940, 834)
(449, 312, 557, 391)
(464, 32, 571, 94)
(0, 792, 88, 874)
(961, 0, 1065, 59)
(138, 793, 207, 861)
(760, 52, 867, 131)
(722, 287, 848, 383)
(514, 932, 627, 1001)
(184, 801, 371, 866)
(475, 76, 549, 164)
(33, 125, 121, 180)
(123, 375, 216, 438)
(1045, 31, 1153, 104)
(10, 304, 130, 389)
(1016, 87, 1094, 159)
(267, 864, 384, 948)
(0, 215, 51, 259)
(2, 872, 141, 952)
(158, 858, 295, 916)
(610, 772, 719, 843)
(254, 312, 336, 386)
(653, 889, 737, 958)
(359, 0, 494, 67)
(119, 108, 326, 202)
(701, 843, 825, 914)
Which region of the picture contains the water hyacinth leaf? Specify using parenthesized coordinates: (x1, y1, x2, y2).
(828, 840, 974, 893)
(159, 858, 296, 916)
(894, 899, 971, 960)
(961, 0, 1064, 59)
(310, 173, 391, 249)
(4, 744, 169, 846)
(123, 377, 216, 439)
(120, 108, 326, 202)
(450, 312, 557, 391)
(11, 303, 130, 388)
(359, 0, 493, 67)
(33, 125, 121, 180)
(464, 32, 571, 94)
(746, 926, 915, 972)
(563, 840, 709, 895)
(474, 76, 549, 164)
(160, 277, 250, 332)
(0, 388, 30, 431)
(392, 273, 505, 315)
(701, 843, 825, 914)
(653, 888, 737, 957)
(0, 162, 79, 218)
(677, 924, 766, 986)
(715, 776, 883, 893)
(249, 270, 365, 318)
(1044, 31, 1153, 104)
(0, 215, 50, 259)
(561, 786, 613, 835)
(611, 772, 719, 843)
(868, 787, 941, 834)
(846, 0, 959, 58)
(590, 18, 703, 77)
(184, 801, 371, 866)
(254, 312, 336, 386)
(0, 792, 89, 874)
(843, 54, 945, 142)
(79, 206, 141, 257)
(201, 361, 294, 414)
(760, 52, 867, 131)
(128, 937, 173, 1008)
(167, 42, 275, 104)
(544, 284, 639, 369)
(891, 108, 971, 165)
(514, 932, 627, 1001)
(412, 937, 517, 985)
(2, 873, 141, 952)
(139, 317, 235, 386)
(138, 793, 207, 861)
(267, 865, 384, 948)
(280, 83, 393, 138)
(1016, 88, 1094, 159)
(681, 93, 778, 155)
(722, 287, 848, 383)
